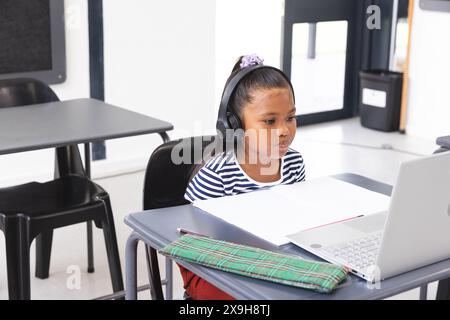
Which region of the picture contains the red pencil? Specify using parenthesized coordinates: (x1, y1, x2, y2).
(303, 215, 365, 231)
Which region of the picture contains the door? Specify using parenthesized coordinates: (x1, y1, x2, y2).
(282, 0, 363, 125)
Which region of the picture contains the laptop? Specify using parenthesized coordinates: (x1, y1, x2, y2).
(286, 151, 450, 282)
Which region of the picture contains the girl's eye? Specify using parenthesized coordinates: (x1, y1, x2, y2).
(264, 119, 276, 125)
(287, 116, 296, 122)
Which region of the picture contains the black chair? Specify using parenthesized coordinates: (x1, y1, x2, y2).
(142, 135, 219, 300)
(433, 135, 450, 300)
(0, 78, 123, 299)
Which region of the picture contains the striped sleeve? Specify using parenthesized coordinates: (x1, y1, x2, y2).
(184, 165, 226, 202)
(282, 150, 306, 184)
(296, 158, 306, 182)
(294, 153, 306, 182)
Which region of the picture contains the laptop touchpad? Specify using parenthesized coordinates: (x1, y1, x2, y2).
(343, 212, 387, 233)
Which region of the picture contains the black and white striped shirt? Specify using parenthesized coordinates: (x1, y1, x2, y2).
(184, 148, 305, 201)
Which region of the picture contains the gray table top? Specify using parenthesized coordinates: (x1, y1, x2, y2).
(125, 173, 450, 299)
(0, 98, 173, 155)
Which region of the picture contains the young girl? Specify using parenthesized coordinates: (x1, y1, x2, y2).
(181, 54, 305, 300)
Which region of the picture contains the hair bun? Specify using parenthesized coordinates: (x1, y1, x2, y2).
(239, 54, 264, 69)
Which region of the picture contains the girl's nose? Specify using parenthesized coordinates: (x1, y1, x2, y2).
(278, 123, 289, 136)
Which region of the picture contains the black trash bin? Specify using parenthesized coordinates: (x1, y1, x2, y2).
(359, 70, 403, 132)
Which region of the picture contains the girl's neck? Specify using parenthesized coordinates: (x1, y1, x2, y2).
(235, 148, 281, 183)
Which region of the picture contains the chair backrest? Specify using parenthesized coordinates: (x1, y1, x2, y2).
(0, 78, 59, 107)
(143, 135, 219, 210)
(435, 135, 450, 154)
(0, 78, 85, 178)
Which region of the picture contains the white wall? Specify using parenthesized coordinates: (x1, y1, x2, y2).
(405, 1, 450, 139)
(0, 0, 216, 186)
(215, 0, 284, 109)
(102, 0, 216, 173)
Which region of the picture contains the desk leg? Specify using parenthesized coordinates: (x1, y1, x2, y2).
(165, 258, 173, 299)
(157, 131, 173, 299)
(84, 143, 95, 273)
(419, 285, 428, 300)
(125, 232, 140, 300)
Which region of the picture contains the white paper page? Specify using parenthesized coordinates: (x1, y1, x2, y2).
(193, 177, 390, 246)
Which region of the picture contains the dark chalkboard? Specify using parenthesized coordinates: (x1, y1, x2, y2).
(0, 0, 66, 84)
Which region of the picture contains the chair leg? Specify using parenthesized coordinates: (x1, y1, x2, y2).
(99, 197, 124, 293)
(4, 217, 31, 300)
(436, 278, 450, 300)
(87, 221, 95, 273)
(35, 231, 54, 279)
(145, 245, 164, 300)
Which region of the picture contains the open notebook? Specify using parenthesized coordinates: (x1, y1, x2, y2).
(192, 176, 390, 246)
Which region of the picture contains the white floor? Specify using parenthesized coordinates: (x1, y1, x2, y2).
(0, 117, 443, 300)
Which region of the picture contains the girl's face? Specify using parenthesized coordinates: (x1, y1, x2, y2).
(241, 87, 296, 161)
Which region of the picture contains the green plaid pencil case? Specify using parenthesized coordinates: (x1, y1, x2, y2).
(159, 234, 349, 294)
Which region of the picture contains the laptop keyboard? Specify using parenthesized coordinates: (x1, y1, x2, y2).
(322, 231, 382, 270)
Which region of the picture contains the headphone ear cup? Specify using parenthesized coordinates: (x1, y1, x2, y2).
(227, 112, 244, 150)
(227, 111, 242, 130)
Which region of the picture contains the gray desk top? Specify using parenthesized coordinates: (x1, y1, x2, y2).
(125, 173, 450, 299)
(0, 98, 173, 155)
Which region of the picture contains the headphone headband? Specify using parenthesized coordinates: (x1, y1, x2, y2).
(216, 65, 295, 138)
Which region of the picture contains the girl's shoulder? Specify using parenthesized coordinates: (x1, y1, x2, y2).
(282, 148, 306, 182)
(282, 148, 305, 172)
(284, 147, 304, 160)
(202, 150, 236, 172)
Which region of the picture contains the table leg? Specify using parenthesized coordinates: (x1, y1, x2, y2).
(84, 142, 95, 273)
(157, 131, 172, 298)
(125, 232, 141, 300)
(419, 285, 428, 300)
(165, 258, 173, 299)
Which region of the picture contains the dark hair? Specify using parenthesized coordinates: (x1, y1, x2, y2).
(226, 56, 294, 119)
